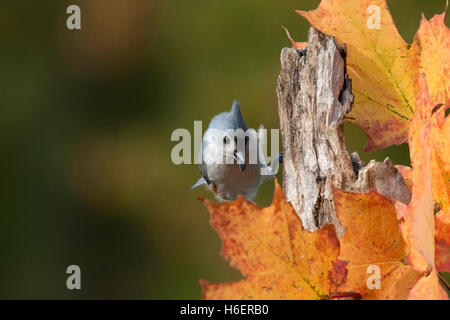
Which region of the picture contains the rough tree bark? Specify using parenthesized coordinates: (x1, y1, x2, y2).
(276, 28, 411, 235)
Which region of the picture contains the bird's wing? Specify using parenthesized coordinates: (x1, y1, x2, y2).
(199, 161, 211, 185)
(190, 142, 211, 190)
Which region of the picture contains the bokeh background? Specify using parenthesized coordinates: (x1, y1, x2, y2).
(0, 0, 448, 299)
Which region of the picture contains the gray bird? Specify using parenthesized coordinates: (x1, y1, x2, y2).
(190, 100, 282, 201)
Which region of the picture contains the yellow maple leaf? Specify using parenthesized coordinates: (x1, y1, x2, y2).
(414, 10, 450, 106)
(296, 0, 449, 151)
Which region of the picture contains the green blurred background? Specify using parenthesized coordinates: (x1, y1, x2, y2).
(0, 0, 448, 299)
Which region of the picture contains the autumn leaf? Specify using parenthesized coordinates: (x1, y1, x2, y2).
(405, 75, 437, 272)
(408, 75, 450, 276)
(406, 75, 450, 273)
(394, 76, 449, 299)
(332, 188, 421, 299)
(296, 0, 449, 151)
(414, 9, 450, 106)
(430, 102, 450, 217)
(428, 90, 450, 273)
(408, 269, 447, 299)
(428, 102, 450, 273)
(436, 210, 450, 272)
(395, 167, 450, 273)
(199, 180, 340, 300)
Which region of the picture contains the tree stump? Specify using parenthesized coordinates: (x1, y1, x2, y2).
(276, 28, 411, 235)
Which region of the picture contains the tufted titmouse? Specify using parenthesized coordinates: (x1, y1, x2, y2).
(190, 100, 282, 201)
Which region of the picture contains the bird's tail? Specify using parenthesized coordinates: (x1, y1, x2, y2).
(189, 177, 207, 190)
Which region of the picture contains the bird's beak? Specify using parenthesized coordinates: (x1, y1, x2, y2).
(234, 150, 246, 171)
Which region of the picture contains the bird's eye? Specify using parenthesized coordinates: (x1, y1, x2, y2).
(223, 136, 230, 144)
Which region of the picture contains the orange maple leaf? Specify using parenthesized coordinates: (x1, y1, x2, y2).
(436, 210, 450, 272)
(428, 89, 450, 273)
(296, 0, 449, 151)
(396, 165, 450, 273)
(332, 188, 421, 299)
(394, 76, 449, 299)
(199, 180, 340, 300)
(414, 9, 450, 106)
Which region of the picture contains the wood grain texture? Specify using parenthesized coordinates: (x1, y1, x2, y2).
(276, 28, 411, 234)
